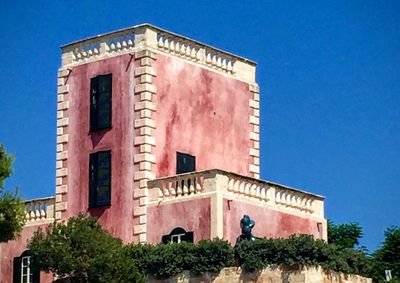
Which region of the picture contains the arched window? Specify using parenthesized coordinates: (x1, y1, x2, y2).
(13, 250, 40, 283)
(162, 227, 194, 244)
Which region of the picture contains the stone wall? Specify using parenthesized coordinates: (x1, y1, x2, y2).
(148, 266, 372, 283)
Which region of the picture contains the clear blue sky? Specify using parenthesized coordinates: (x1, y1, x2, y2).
(0, 0, 398, 252)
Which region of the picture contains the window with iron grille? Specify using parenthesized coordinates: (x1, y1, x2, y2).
(89, 150, 111, 208)
(90, 74, 112, 131)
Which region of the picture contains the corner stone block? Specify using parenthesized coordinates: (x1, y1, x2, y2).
(57, 85, 69, 94)
(135, 101, 156, 111)
(55, 202, 67, 211)
(140, 74, 153, 84)
(133, 206, 146, 216)
(139, 215, 147, 224)
(56, 177, 63, 186)
(249, 148, 260, 157)
(57, 118, 69, 127)
(56, 151, 68, 160)
(58, 68, 70, 78)
(56, 144, 63, 152)
(141, 57, 152, 66)
(249, 100, 259, 109)
(133, 188, 149, 198)
(249, 132, 259, 141)
(139, 233, 147, 243)
(56, 185, 68, 194)
(134, 118, 156, 129)
(56, 168, 68, 177)
(134, 170, 155, 181)
(133, 224, 147, 234)
(135, 83, 156, 94)
(55, 211, 62, 220)
(139, 179, 148, 188)
(135, 66, 156, 77)
(134, 136, 156, 146)
(249, 164, 260, 174)
(249, 115, 259, 125)
(140, 92, 153, 101)
(135, 49, 157, 60)
(140, 144, 152, 153)
(57, 134, 69, 144)
(139, 161, 152, 171)
(139, 126, 154, 136)
(56, 160, 63, 169)
(57, 127, 64, 136)
(57, 101, 70, 110)
(249, 83, 260, 93)
(134, 153, 156, 163)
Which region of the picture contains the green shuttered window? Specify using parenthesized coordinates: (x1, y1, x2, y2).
(90, 74, 112, 131)
(89, 151, 111, 208)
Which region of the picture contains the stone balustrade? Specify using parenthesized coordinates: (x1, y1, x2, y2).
(148, 169, 324, 218)
(61, 24, 256, 82)
(149, 171, 205, 199)
(24, 197, 55, 224)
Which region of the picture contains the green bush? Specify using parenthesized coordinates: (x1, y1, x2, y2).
(125, 239, 234, 278)
(235, 234, 372, 276)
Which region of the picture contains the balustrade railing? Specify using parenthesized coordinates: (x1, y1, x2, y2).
(148, 169, 324, 217)
(149, 172, 204, 199)
(24, 197, 55, 224)
(61, 24, 255, 81)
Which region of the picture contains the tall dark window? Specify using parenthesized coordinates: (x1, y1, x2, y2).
(176, 152, 196, 174)
(90, 74, 112, 131)
(89, 151, 111, 208)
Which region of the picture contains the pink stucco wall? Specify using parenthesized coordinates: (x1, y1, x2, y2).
(146, 198, 211, 244)
(152, 54, 253, 178)
(65, 54, 136, 242)
(0, 224, 53, 283)
(223, 199, 323, 244)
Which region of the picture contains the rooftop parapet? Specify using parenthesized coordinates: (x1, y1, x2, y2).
(147, 169, 325, 219)
(61, 24, 257, 83)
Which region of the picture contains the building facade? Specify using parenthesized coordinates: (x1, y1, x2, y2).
(0, 24, 326, 283)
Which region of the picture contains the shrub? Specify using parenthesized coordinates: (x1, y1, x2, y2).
(125, 239, 234, 278)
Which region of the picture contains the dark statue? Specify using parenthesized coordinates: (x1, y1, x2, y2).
(236, 215, 258, 243)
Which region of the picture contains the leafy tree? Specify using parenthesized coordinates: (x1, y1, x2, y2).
(0, 144, 26, 242)
(328, 219, 363, 249)
(28, 213, 144, 283)
(371, 226, 400, 283)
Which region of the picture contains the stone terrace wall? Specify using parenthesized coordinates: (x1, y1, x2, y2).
(148, 266, 372, 283)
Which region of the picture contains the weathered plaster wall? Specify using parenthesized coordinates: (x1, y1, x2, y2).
(223, 199, 323, 243)
(152, 54, 253, 178)
(146, 197, 211, 244)
(148, 266, 372, 283)
(0, 224, 53, 283)
(65, 54, 136, 242)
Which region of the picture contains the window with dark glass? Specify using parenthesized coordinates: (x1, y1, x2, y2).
(162, 227, 194, 244)
(90, 74, 112, 131)
(176, 152, 196, 174)
(13, 250, 40, 283)
(89, 151, 111, 208)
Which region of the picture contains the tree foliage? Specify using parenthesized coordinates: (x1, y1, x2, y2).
(371, 226, 400, 283)
(28, 214, 144, 283)
(0, 144, 26, 243)
(328, 219, 363, 249)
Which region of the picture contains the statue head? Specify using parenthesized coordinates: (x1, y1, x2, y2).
(240, 215, 255, 235)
